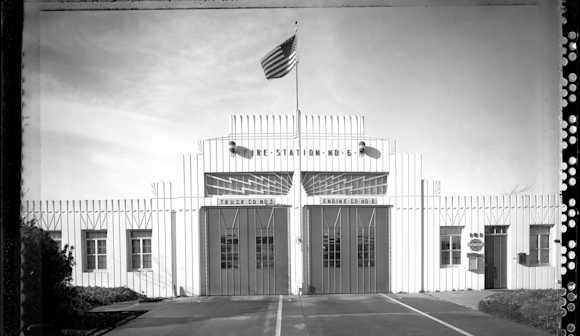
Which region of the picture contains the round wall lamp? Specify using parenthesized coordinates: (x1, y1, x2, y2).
(359, 141, 366, 154)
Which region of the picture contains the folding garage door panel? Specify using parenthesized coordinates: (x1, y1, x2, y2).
(308, 206, 388, 294)
(310, 207, 350, 294)
(273, 208, 289, 293)
(352, 207, 385, 294)
(374, 207, 388, 292)
(353, 207, 388, 293)
(203, 207, 288, 296)
(248, 208, 288, 295)
(207, 208, 246, 295)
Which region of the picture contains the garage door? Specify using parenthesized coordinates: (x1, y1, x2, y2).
(200, 207, 289, 295)
(304, 206, 389, 294)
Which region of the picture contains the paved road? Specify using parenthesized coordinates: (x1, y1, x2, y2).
(105, 294, 553, 336)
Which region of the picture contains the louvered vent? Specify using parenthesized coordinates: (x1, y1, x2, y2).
(205, 172, 293, 196)
(301, 172, 388, 196)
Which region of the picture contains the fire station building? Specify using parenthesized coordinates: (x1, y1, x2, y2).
(24, 113, 561, 297)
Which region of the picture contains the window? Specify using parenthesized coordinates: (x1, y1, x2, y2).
(256, 235, 274, 268)
(440, 227, 462, 267)
(84, 231, 107, 271)
(47, 231, 62, 250)
(221, 229, 239, 269)
(358, 228, 375, 267)
(323, 232, 341, 267)
(129, 230, 152, 270)
(529, 225, 550, 266)
(486, 226, 508, 235)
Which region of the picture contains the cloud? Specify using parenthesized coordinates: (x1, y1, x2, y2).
(22, 6, 559, 199)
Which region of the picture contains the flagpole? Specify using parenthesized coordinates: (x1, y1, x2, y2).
(295, 20, 300, 178)
(295, 21, 299, 116)
(294, 20, 303, 295)
(294, 20, 300, 153)
(296, 57, 300, 134)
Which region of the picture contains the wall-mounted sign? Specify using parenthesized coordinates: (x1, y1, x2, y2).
(468, 238, 484, 252)
(467, 253, 484, 273)
(236, 148, 358, 157)
(320, 198, 377, 205)
(217, 198, 275, 206)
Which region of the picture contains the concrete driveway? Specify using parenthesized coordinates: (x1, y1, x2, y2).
(105, 294, 553, 336)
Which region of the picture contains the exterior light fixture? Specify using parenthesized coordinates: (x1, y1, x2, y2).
(229, 141, 236, 154)
(358, 141, 366, 154)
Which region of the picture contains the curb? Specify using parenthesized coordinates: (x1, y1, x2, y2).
(86, 313, 140, 336)
(431, 293, 480, 311)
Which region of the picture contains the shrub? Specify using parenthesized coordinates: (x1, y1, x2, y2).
(478, 289, 560, 333)
(21, 220, 76, 330)
(74, 286, 145, 308)
(21, 220, 150, 334)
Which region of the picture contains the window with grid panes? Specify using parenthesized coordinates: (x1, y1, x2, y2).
(323, 233, 341, 267)
(85, 231, 107, 271)
(256, 235, 274, 268)
(357, 228, 375, 267)
(221, 229, 239, 269)
(129, 230, 152, 270)
(486, 226, 508, 235)
(440, 227, 462, 267)
(529, 225, 550, 266)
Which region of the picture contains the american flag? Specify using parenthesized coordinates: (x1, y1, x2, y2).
(260, 35, 297, 80)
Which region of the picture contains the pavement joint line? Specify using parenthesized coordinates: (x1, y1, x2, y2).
(284, 312, 420, 318)
(282, 310, 483, 319)
(378, 293, 476, 336)
(275, 295, 283, 336)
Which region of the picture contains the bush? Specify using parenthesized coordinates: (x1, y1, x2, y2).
(21, 220, 76, 331)
(478, 289, 560, 333)
(21, 220, 151, 334)
(74, 286, 145, 308)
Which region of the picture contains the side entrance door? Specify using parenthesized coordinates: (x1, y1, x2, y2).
(304, 206, 389, 294)
(200, 207, 289, 295)
(484, 225, 508, 289)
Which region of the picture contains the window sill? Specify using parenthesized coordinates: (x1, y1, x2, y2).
(440, 265, 462, 269)
(527, 264, 552, 268)
(129, 269, 154, 273)
(83, 270, 108, 273)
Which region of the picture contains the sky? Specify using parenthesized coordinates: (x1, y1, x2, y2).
(22, 2, 561, 200)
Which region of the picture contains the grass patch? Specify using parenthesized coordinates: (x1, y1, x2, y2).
(52, 287, 149, 335)
(73, 286, 146, 309)
(478, 289, 560, 333)
(25, 287, 164, 335)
